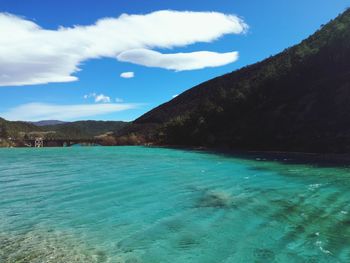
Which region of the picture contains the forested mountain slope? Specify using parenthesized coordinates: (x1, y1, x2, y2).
(129, 9, 350, 153)
(0, 118, 128, 140)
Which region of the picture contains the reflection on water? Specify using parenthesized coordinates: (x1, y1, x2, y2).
(1, 147, 350, 262)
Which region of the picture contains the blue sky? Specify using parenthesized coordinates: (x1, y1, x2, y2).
(0, 0, 349, 121)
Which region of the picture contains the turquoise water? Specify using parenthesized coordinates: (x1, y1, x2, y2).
(1, 147, 350, 262)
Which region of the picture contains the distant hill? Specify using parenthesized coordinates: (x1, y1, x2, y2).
(0, 117, 43, 138)
(43, 121, 129, 139)
(124, 9, 350, 153)
(0, 118, 129, 141)
(30, 120, 68, 126)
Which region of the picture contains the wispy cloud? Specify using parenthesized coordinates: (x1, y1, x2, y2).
(0, 11, 248, 86)
(120, 72, 135, 79)
(0, 103, 139, 121)
(118, 49, 239, 71)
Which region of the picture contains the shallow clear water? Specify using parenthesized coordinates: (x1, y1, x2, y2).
(1, 146, 350, 262)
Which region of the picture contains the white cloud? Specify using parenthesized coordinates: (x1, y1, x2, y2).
(115, 97, 124, 103)
(0, 11, 248, 86)
(95, 94, 111, 103)
(117, 49, 239, 71)
(83, 93, 110, 103)
(172, 94, 179, 98)
(0, 102, 139, 121)
(120, 72, 135, 78)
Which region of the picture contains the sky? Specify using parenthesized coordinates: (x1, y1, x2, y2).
(0, 0, 349, 122)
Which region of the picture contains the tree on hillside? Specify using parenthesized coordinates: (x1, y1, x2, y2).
(0, 125, 9, 139)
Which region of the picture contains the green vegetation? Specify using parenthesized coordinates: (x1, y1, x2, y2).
(0, 118, 129, 146)
(127, 9, 350, 153)
(0, 117, 43, 139)
(41, 121, 128, 139)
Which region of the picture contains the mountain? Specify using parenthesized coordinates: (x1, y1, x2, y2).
(43, 121, 129, 139)
(123, 9, 350, 153)
(0, 117, 44, 138)
(30, 120, 68, 126)
(0, 118, 129, 142)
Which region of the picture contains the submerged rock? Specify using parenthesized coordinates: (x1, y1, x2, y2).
(196, 189, 234, 208)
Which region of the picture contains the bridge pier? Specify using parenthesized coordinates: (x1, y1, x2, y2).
(34, 138, 44, 148)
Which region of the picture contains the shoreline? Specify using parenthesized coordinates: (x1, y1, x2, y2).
(153, 145, 350, 167)
(2, 142, 350, 166)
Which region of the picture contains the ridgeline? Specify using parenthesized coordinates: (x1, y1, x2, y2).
(121, 9, 350, 153)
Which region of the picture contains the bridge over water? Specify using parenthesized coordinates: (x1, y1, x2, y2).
(21, 138, 101, 147)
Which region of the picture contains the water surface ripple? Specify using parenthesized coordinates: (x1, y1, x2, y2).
(1, 146, 350, 262)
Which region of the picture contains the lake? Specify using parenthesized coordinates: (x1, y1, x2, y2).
(1, 146, 350, 262)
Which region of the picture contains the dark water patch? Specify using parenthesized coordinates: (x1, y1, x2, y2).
(198, 148, 350, 168)
(253, 248, 276, 262)
(195, 190, 235, 209)
(187, 184, 252, 210)
(163, 219, 184, 233)
(176, 232, 200, 249)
